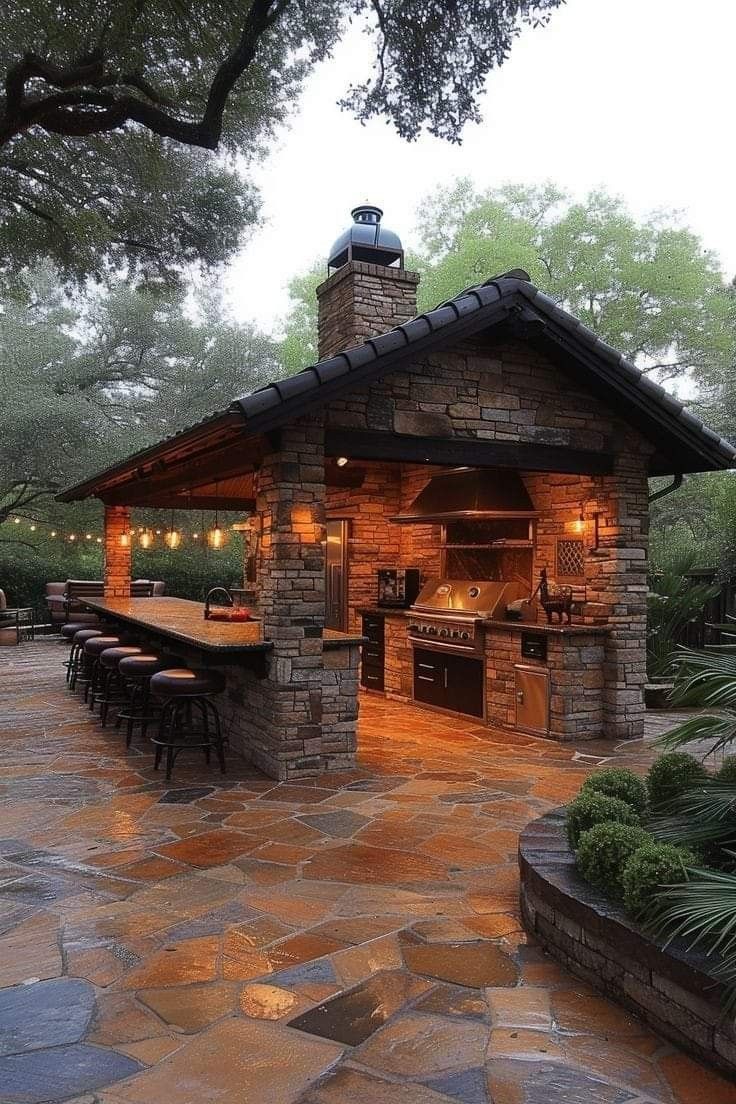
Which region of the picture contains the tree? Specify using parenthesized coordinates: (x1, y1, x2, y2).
(413, 181, 736, 382)
(0, 268, 278, 536)
(281, 182, 736, 391)
(1, 2, 562, 279)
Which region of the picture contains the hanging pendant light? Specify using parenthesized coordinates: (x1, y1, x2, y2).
(119, 530, 131, 548)
(164, 510, 182, 550)
(139, 528, 154, 549)
(207, 483, 228, 550)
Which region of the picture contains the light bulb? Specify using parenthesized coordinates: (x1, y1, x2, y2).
(164, 529, 181, 549)
(50, 530, 57, 537)
(30, 524, 36, 532)
(207, 526, 226, 550)
(336, 456, 349, 467)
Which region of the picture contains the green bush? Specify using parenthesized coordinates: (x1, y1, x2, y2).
(581, 767, 648, 815)
(622, 841, 696, 916)
(566, 791, 640, 848)
(717, 756, 736, 784)
(576, 822, 651, 898)
(647, 752, 708, 808)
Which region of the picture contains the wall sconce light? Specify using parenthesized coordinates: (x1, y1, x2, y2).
(139, 528, 154, 549)
(574, 504, 585, 534)
(336, 456, 349, 468)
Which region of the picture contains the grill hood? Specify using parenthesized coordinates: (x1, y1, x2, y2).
(390, 467, 536, 523)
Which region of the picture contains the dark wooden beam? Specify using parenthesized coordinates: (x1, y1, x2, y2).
(100, 442, 260, 505)
(325, 428, 615, 475)
(101, 493, 255, 511)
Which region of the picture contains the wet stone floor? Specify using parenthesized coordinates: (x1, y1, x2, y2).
(1, 639, 734, 1104)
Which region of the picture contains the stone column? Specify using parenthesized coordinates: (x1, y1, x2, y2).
(238, 416, 331, 778)
(103, 505, 131, 598)
(587, 442, 651, 740)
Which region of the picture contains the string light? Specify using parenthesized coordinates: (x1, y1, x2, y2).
(164, 511, 182, 549)
(206, 483, 228, 550)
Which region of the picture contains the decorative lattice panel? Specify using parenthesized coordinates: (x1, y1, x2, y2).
(556, 538, 585, 580)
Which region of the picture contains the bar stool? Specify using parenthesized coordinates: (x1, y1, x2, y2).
(83, 635, 125, 706)
(68, 627, 104, 689)
(150, 668, 228, 781)
(97, 645, 145, 726)
(62, 622, 92, 683)
(116, 654, 176, 747)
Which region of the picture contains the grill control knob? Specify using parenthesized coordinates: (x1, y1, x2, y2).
(460, 631, 470, 640)
(427, 626, 437, 635)
(439, 627, 449, 637)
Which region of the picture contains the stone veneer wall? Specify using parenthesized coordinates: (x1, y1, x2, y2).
(520, 810, 736, 1078)
(485, 626, 607, 740)
(316, 260, 420, 359)
(224, 416, 355, 779)
(103, 505, 131, 598)
(324, 337, 651, 739)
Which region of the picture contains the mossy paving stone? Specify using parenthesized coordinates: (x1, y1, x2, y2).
(288, 970, 432, 1045)
(401, 939, 519, 989)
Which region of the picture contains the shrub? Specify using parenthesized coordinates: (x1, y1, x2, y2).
(566, 791, 640, 848)
(622, 842, 696, 916)
(581, 767, 648, 815)
(717, 756, 736, 784)
(647, 752, 708, 808)
(576, 822, 651, 898)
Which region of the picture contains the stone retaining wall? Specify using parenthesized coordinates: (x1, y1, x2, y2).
(519, 810, 736, 1079)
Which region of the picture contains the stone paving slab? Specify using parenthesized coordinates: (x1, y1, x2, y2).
(0, 641, 735, 1104)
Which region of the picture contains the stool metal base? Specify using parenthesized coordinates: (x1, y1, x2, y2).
(151, 696, 227, 781)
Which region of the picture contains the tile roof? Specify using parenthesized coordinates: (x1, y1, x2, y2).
(231, 270, 734, 470)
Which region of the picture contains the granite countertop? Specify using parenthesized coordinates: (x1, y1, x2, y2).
(323, 629, 368, 649)
(483, 618, 611, 636)
(356, 606, 411, 618)
(83, 597, 273, 654)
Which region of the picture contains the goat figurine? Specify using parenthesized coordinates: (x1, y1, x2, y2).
(532, 568, 573, 625)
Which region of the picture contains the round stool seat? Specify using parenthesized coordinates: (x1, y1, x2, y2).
(100, 645, 143, 668)
(62, 622, 88, 640)
(73, 628, 104, 645)
(84, 635, 123, 657)
(151, 668, 226, 697)
(119, 654, 175, 677)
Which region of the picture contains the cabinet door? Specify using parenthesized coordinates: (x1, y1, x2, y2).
(413, 648, 447, 708)
(515, 666, 550, 734)
(444, 652, 485, 718)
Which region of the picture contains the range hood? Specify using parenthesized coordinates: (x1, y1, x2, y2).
(390, 467, 537, 523)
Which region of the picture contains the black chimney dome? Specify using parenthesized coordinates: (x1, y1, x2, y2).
(327, 205, 404, 271)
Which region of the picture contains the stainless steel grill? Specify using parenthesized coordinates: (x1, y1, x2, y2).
(408, 578, 527, 653)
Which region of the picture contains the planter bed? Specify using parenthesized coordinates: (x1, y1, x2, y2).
(519, 810, 736, 1079)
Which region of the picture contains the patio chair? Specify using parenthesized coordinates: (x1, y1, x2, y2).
(0, 588, 18, 645)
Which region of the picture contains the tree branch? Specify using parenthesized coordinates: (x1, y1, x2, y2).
(1, 0, 292, 150)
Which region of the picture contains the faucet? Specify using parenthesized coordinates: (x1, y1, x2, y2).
(204, 587, 233, 620)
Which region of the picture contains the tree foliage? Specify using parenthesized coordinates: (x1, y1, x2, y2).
(1, 2, 562, 279)
(0, 267, 278, 535)
(413, 181, 736, 381)
(282, 183, 736, 393)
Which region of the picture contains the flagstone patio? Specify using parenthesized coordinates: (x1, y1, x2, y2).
(1, 639, 735, 1104)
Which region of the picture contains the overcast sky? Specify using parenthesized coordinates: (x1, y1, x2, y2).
(225, 0, 734, 333)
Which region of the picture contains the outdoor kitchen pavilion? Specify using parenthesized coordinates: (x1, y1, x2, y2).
(59, 206, 735, 780)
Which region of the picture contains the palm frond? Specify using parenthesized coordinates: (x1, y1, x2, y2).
(658, 711, 736, 755)
(649, 865, 736, 963)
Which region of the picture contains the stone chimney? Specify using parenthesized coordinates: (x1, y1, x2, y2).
(316, 205, 419, 360)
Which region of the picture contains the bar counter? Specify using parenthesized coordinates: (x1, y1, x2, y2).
(83, 597, 273, 655)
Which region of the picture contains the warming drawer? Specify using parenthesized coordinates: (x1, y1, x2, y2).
(413, 646, 484, 719)
(514, 664, 550, 735)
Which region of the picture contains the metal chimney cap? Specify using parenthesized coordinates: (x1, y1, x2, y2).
(328, 205, 404, 271)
